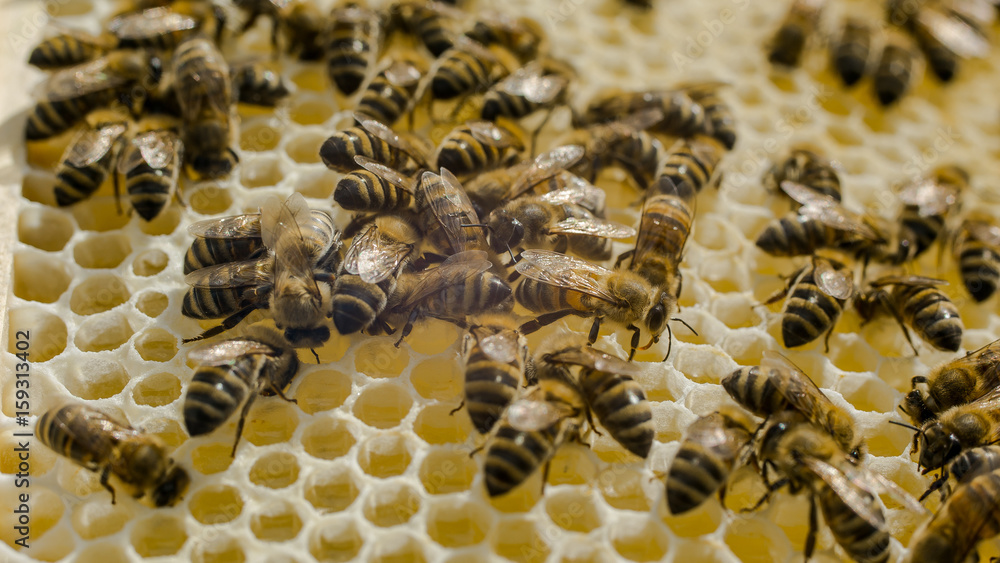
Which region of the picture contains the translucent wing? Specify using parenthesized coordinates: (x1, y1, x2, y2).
(799, 457, 888, 531)
(183, 256, 272, 288)
(781, 182, 881, 240)
(536, 172, 606, 213)
(547, 217, 636, 239)
(505, 145, 586, 200)
(342, 224, 413, 283)
(174, 39, 231, 119)
(260, 193, 309, 249)
(260, 193, 321, 299)
(187, 338, 280, 365)
(44, 56, 132, 100)
(382, 59, 423, 87)
(64, 123, 127, 167)
(118, 130, 181, 173)
(761, 350, 837, 420)
(422, 169, 485, 252)
(897, 179, 959, 217)
(869, 275, 947, 288)
(917, 7, 990, 58)
(507, 398, 574, 432)
(108, 7, 198, 40)
(354, 155, 418, 193)
(496, 62, 567, 104)
(356, 113, 428, 165)
(545, 345, 642, 378)
(838, 463, 929, 516)
(473, 327, 521, 364)
(813, 257, 854, 300)
(396, 250, 492, 310)
(514, 249, 619, 304)
(966, 220, 1000, 246)
(618, 107, 666, 132)
(467, 121, 523, 149)
(188, 213, 262, 239)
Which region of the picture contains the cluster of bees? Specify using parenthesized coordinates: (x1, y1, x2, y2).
(22, 1, 1000, 562)
(768, 0, 997, 106)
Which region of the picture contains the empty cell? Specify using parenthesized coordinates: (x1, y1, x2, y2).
(370, 535, 427, 563)
(7, 307, 66, 362)
(132, 248, 168, 276)
(357, 433, 413, 478)
(426, 499, 490, 547)
(145, 418, 186, 448)
(188, 484, 244, 525)
(547, 445, 598, 486)
(294, 169, 338, 199)
(71, 498, 132, 539)
(240, 157, 285, 188)
(725, 518, 790, 563)
(304, 466, 360, 512)
(839, 374, 896, 413)
(352, 383, 412, 429)
(418, 447, 477, 494)
(13, 252, 71, 303)
(22, 171, 57, 204)
(673, 539, 732, 563)
(249, 451, 300, 489)
(133, 371, 181, 407)
(192, 536, 246, 563)
(355, 340, 409, 378)
(661, 498, 724, 538)
(74, 543, 131, 563)
(362, 482, 422, 527)
(241, 121, 283, 151)
(410, 356, 463, 400)
(71, 199, 130, 232)
(404, 319, 461, 355)
(17, 522, 74, 561)
(73, 232, 131, 268)
(70, 273, 129, 315)
(244, 400, 299, 447)
(301, 418, 356, 460)
(18, 207, 74, 251)
(289, 97, 336, 125)
(136, 291, 169, 317)
(64, 357, 127, 400)
(138, 205, 183, 236)
(294, 369, 351, 414)
(598, 466, 651, 511)
(693, 214, 741, 251)
(188, 183, 234, 215)
(46, 0, 92, 16)
(285, 131, 327, 164)
(1, 430, 56, 475)
(191, 442, 235, 475)
(134, 328, 178, 361)
(130, 514, 188, 557)
(545, 489, 602, 533)
(610, 520, 669, 562)
(491, 518, 550, 563)
(74, 312, 133, 352)
(308, 518, 364, 562)
(413, 403, 471, 444)
(250, 501, 303, 542)
(291, 68, 327, 91)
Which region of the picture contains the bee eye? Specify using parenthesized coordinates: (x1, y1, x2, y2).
(646, 304, 666, 333)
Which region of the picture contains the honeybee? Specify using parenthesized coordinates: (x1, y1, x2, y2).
(887, 0, 991, 83)
(117, 120, 184, 221)
(107, 5, 217, 50)
(391, 1, 462, 57)
(565, 108, 665, 190)
(330, 214, 420, 335)
(356, 56, 425, 126)
(183, 212, 268, 274)
(899, 338, 1000, 425)
(232, 62, 290, 107)
(830, 18, 874, 87)
(434, 121, 523, 181)
(234, 0, 326, 60)
(659, 135, 727, 194)
(37, 403, 190, 507)
(514, 249, 657, 360)
(28, 27, 115, 70)
(460, 313, 531, 434)
(383, 250, 513, 344)
(184, 326, 299, 456)
(763, 147, 842, 203)
(333, 155, 416, 213)
(480, 59, 573, 153)
(426, 36, 510, 103)
(953, 215, 1000, 302)
(52, 121, 129, 208)
(665, 407, 753, 515)
(26, 50, 160, 141)
(686, 84, 738, 150)
(765, 255, 855, 350)
(320, 113, 429, 175)
(904, 386, 1000, 472)
(873, 35, 919, 107)
(722, 350, 862, 458)
(577, 85, 709, 139)
(540, 335, 655, 458)
(767, 0, 825, 68)
(183, 194, 342, 348)
(415, 167, 491, 256)
(465, 12, 546, 63)
(856, 275, 963, 353)
(920, 444, 1000, 502)
(326, 2, 385, 95)
(466, 144, 587, 216)
(172, 37, 238, 180)
(891, 165, 967, 264)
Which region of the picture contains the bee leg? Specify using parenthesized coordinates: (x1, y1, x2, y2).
(804, 494, 818, 560)
(745, 478, 788, 512)
(919, 472, 949, 503)
(182, 303, 264, 343)
(627, 324, 641, 361)
(448, 401, 465, 416)
(588, 317, 602, 344)
(614, 250, 634, 270)
(113, 168, 123, 216)
(518, 310, 577, 335)
(876, 290, 919, 355)
(99, 466, 117, 505)
(539, 457, 553, 496)
(395, 309, 422, 347)
(268, 383, 297, 405)
(230, 396, 258, 458)
(376, 318, 396, 335)
(823, 325, 835, 354)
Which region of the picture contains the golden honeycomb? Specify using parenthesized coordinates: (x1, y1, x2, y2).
(4, 0, 1000, 562)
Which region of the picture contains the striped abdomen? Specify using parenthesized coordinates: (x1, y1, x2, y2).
(559, 205, 615, 261)
(894, 284, 963, 352)
(580, 367, 653, 458)
(781, 266, 846, 348)
(631, 190, 693, 289)
(948, 445, 1000, 486)
(915, 30, 958, 82)
(233, 64, 289, 107)
(124, 153, 178, 221)
(183, 357, 260, 436)
(481, 89, 537, 121)
(831, 19, 872, 87)
(874, 44, 915, 106)
(331, 275, 396, 335)
(515, 278, 591, 315)
(666, 438, 731, 515)
(26, 90, 117, 140)
(326, 11, 378, 94)
(818, 485, 891, 563)
(721, 366, 788, 417)
(654, 92, 706, 138)
(29, 35, 102, 69)
(464, 351, 522, 434)
(37, 404, 122, 470)
(334, 169, 413, 212)
(689, 89, 737, 149)
(184, 238, 264, 274)
(357, 75, 417, 126)
(320, 126, 421, 175)
(659, 136, 723, 193)
(431, 49, 501, 100)
(182, 286, 256, 319)
(610, 132, 662, 190)
(436, 127, 518, 179)
(755, 216, 841, 257)
(117, 27, 195, 50)
(53, 150, 118, 207)
(957, 235, 1000, 302)
(906, 469, 1000, 563)
(409, 7, 453, 57)
(423, 272, 512, 319)
(484, 422, 560, 497)
(895, 209, 945, 264)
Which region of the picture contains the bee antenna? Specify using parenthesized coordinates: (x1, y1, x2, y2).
(310, 349, 321, 364)
(888, 420, 920, 432)
(462, 222, 515, 263)
(671, 317, 698, 336)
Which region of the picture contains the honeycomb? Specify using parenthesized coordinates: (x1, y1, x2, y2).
(3, 0, 1000, 562)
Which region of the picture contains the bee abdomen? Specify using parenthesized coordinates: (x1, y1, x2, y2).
(331, 275, 392, 335)
(582, 372, 652, 458)
(782, 281, 842, 348)
(358, 80, 411, 126)
(184, 364, 252, 436)
(184, 238, 263, 274)
(437, 132, 502, 178)
(481, 91, 530, 121)
(612, 133, 661, 190)
(125, 166, 172, 221)
(722, 366, 786, 416)
(902, 287, 963, 352)
(818, 487, 891, 563)
(26, 94, 104, 140)
(464, 365, 520, 434)
(182, 287, 247, 319)
(666, 443, 727, 514)
(874, 45, 914, 106)
(896, 212, 944, 263)
(484, 425, 556, 497)
(690, 91, 736, 149)
(29, 36, 98, 69)
(53, 162, 109, 207)
(756, 216, 835, 257)
(959, 243, 1000, 302)
(432, 52, 490, 100)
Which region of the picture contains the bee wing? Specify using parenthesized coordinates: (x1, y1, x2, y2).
(761, 350, 837, 420)
(356, 113, 428, 165)
(685, 417, 739, 451)
(897, 179, 958, 217)
(798, 457, 887, 531)
(259, 193, 309, 249)
(107, 7, 199, 40)
(546, 346, 642, 378)
(261, 193, 322, 297)
(507, 397, 573, 432)
(837, 463, 929, 516)
(354, 155, 418, 193)
(547, 217, 636, 239)
(506, 145, 586, 200)
(967, 220, 1000, 246)
(869, 275, 947, 288)
(423, 168, 484, 252)
(64, 123, 127, 167)
(44, 23, 117, 49)
(343, 225, 413, 283)
(467, 121, 523, 150)
(780, 181, 881, 240)
(514, 249, 619, 304)
(618, 107, 666, 132)
(382, 59, 423, 87)
(473, 327, 521, 364)
(496, 63, 567, 104)
(813, 258, 854, 300)
(537, 175, 607, 212)
(917, 7, 990, 58)
(188, 213, 262, 239)
(187, 338, 279, 365)
(118, 130, 182, 174)
(176, 46, 231, 119)
(183, 256, 272, 288)
(44, 57, 131, 100)
(396, 250, 492, 310)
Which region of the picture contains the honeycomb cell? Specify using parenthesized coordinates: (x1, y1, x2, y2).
(548, 445, 599, 486)
(20, 523, 74, 562)
(145, 418, 186, 448)
(301, 418, 355, 460)
(285, 131, 326, 164)
(71, 498, 133, 539)
(294, 169, 338, 199)
(598, 466, 651, 511)
(370, 535, 427, 563)
(426, 499, 490, 547)
(355, 340, 410, 378)
(358, 433, 413, 478)
(610, 520, 670, 562)
(362, 481, 422, 527)
(134, 328, 178, 361)
(137, 206, 182, 236)
(240, 156, 284, 188)
(419, 447, 477, 494)
(241, 121, 283, 151)
(410, 357, 463, 400)
(191, 442, 235, 474)
(249, 451, 300, 489)
(1, 430, 56, 475)
(308, 518, 364, 562)
(64, 358, 128, 400)
(136, 291, 169, 317)
(353, 383, 412, 429)
(661, 499, 724, 538)
(7, 307, 67, 362)
(188, 484, 244, 525)
(73, 232, 131, 268)
(69, 273, 129, 315)
(188, 183, 234, 215)
(492, 518, 550, 563)
(404, 319, 461, 355)
(545, 489, 602, 533)
(291, 68, 327, 91)
(244, 400, 299, 447)
(294, 369, 352, 414)
(74, 543, 131, 563)
(672, 540, 731, 563)
(724, 517, 790, 563)
(250, 501, 303, 542)
(132, 249, 169, 276)
(18, 206, 74, 251)
(71, 199, 130, 232)
(289, 96, 336, 125)
(130, 514, 188, 557)
(413, 403, 472, 444)
(132, 371, 181, 406)
(191, 536, 246, 563)
(22, 170, 57, 204)
(304, 466, 360, 513)
(13, 252, 71, 303)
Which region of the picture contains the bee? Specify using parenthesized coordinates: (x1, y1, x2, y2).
(566, 108, 665, 190)
(763, 147, 842, 203)
(480, 58, 573, 154)
(26, 50, 160, 141)
(830, 18, 874, 87)
(106, 5, 213, 50)
(873, 34, 919, 107)
(464, 12, 547, 63)
(183, 212, 268, 274)
(384, 250, 513, 344)
(117, 120, 184, 221)
(891, 165, 967, 265)
(233, 0, 326, 60)
(232, 62, 290, 107)
(767, 0, 825, 68)
(920, 445, 1000, 502)
(333, 155, 417, 213)
(52, 121, 129, 208)
(722, 350, 862, 458)
(904, 386, 1000, 472)
(469, 144, 588, 217)
(37, 403, 190, 507)
(330, 214, 420, 335)
(765, 255, 855, 350)
(172, 37, 238, 180)
(459, 313, 531, 434)
(514, 249, 657, 360)
(434, 121, 523, 181)
(28, 27, 115, 70)
(320, 114, 429, 175)
(686, 84, 738, 150)
(391, 1, 462, 58)
(184, 326, 299, 456)
(326, 2, 384, 95)
(577, 85, 710, 139)
(665, 407, 753, 515)
(183, 193, 342, 348)
(953, 215, 1000, 302)
(856, 275, 963, 353)
(899, 338, 1000, 425)
(356, 56, 425, 126)
(427, 36, 510, 103)
(755, 181, 886, 258)
(540, 335, 655, 458)
(887, 0, 991, 83)
(658, 135, 727, 194)
(415, 167, 492, 256)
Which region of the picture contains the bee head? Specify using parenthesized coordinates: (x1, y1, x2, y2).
(919, 423, 962, 473)
(188, 149, 239, 181)
(487, 207, 524, 253)
(900, 390, 934, 425)
(283, 326, 331, 349)
(151, 465, 190, 507)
